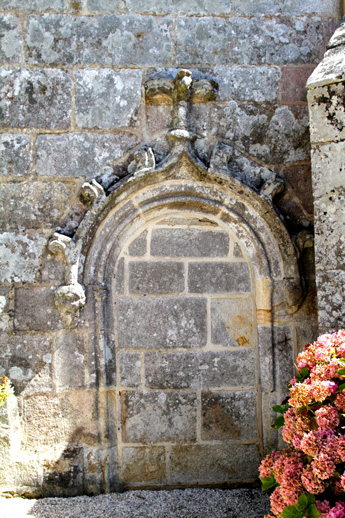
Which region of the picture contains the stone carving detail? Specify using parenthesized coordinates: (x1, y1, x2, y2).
(48, 232, 85, 328)
(209, 143, 233, 172)
(294, 230, 314, 257)
(128, 148, 155, 175)
(80, 179, 105, 205)
(259, 173, 284, 201)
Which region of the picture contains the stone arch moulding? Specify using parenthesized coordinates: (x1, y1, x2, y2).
(47, 70, 304, 492)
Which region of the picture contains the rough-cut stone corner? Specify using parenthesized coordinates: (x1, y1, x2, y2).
(75, 69, 142, 129)
(0, 68, 71, 129)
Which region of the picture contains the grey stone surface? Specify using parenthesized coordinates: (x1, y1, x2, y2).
(0, 15, 23, 63)
(176, 17, 330, 66)
(75, 69, 142, 129)
(0, 67, 71, 129)
(314, 194, 345, 271)
(36, 133, 138, 179)
(126, 0, 231, 15)
(115, 257, 125, 294)
(201, 390, 257, 440)
(317, 270, 345, 330)
(116, 297, 207, 349)
(144, 350, 256, 389)
(128, 261, 185, 294)
(215, 65, 280, 102)
(121, 447, 166, 484)
(0, 0, 66, 10)
(211, 297, 255, 347)
(127, 231, 147, 256)
(0, 134, 31, 176)
(273, 326, 294, 391)
(121, 391, 197, 443)
(308, 82, 345, 143)
(151, 228, 229, 257)
(87, 0, 123, 12)
(119, 352, 141, 387)
(54, 334, 85, 388)
(188, 262, 251, 293)
(27, 15, 173, 66)
(14, 287, 61, 332)
(0, 181, 77, 230)
(231, 0, 339, 15)
(0, 232, 46, 284)
(170, 444, 261, 484)
(307, 45, 345, 88)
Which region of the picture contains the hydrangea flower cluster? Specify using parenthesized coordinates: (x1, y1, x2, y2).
(259, 330, 345, 518)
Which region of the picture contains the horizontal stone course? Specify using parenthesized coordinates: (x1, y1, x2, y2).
(121, 446, 166, 484)
(0, 232, 47, 284)
(118, 351, 141, 387)
(0, 134, 31, 176)
(144, 350, 256, 389)
(129, 261, 185, 294)
(231, 0, 340, 15)
(27, 15, 173, 66)
(176, 17, 330, 66)
(188, 262, 251, 293)
(211, 297, 255, 347)
(14, 287, 61, 332)
(75, 69, 142, 129)
(170, 443, 260, 484)
(201, 390, 257, 440)
(215, 66, 280, 102)
(36, 133, 139, 179)
(0, 67, 71, 129)
(126, 0, 231, 15)
(0, 0, 65, 10)
(151, 228, 229, 257)
(0, 14, 23, 63)
(116, 297, 207, 349)
(121, 390, 197, 443)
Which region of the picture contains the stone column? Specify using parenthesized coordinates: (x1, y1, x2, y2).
(307, 22, 345, 333)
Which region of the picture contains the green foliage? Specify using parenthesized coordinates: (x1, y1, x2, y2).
(0, 377, 13, 407)
(260, 472, 278, 491)
(272, 403, 290, 430)
(295, 367, 309, 383)
(281, 493, 320, 518)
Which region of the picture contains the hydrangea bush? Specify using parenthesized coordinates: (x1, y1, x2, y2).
(0, 376, 13, 407)
(259, 330, 345, 518)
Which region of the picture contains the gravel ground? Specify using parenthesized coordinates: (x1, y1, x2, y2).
(0, 488, 270, 518)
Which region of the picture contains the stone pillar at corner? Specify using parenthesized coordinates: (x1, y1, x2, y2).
(307, 21, 345, 334)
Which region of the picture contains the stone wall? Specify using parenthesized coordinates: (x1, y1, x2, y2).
(0, 0, 341, 497)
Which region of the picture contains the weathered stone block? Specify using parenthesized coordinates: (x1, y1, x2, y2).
(0, 0, 65, 10)
(115, 257, 125, 295)
(0, 134, 31, 176)
(0, 181, 77, 230)
(281, 66, 315, 103)
(128, 231, 147, 256)
(314, 194, 345, 271)
(0, 232, 46, 284)
(42, 446, 84, 497)
(0, 67, 71, 129)
(308, 82, 345, 143)
(116, 297, 207, 349)
(176, 17, 330, 66)
(75, 69, 141, 129)
(217, 102, 310, 164)
(151, 228, 229, 257)
(311, 142, 345, 200)
(215, 65, 280, 102)
(129, 261, 185, 294)
(201, 390, 257, 440)
(170, 444, 260, 484)
(126, 0, 231, 14)
(188, 262, 251, 293)
(87, 0, 123, 12)
(121, 391, 197, 443)
(211, 298, 255, 347)
(0, 15, 23, 63)
(145, 352, 199, 389)
(307, 45, 345, 90)
(54, 333, 85, 388)
(27, 15, 173, 66)
(14, 287, 60, 332)
(273, 327, 294, 392)
(119, 352, 141, 387)
(36, 133, 138, 179)
(121, 446, 166, 484)
(199, 350, 256, 388)
(231, 0, 339, 15)
(317, 270, 345, 330)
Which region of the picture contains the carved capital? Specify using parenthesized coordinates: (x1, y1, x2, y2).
(55, 283, 86, 328)
(128, 148, 155, 176)
(48, 232, 73, 261)
(260, 174, 284, 201)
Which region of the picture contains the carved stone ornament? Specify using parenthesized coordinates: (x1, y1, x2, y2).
(55, 283, 86, 329)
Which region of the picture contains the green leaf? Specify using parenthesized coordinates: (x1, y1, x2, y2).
(338, 359, 345, 367)
(337, 383, 345, 392)
(296, 367, 309, 383)
(306, 494, 316, 505)
(296, 493, 308, 511)
(338, 368, 345, 377)
(306, 504, 320, 518)
(272, 403, 290, 414)
(273, 415, 285, 429)
(282, 505, 303, 518)
(260, 474, 277, 491)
